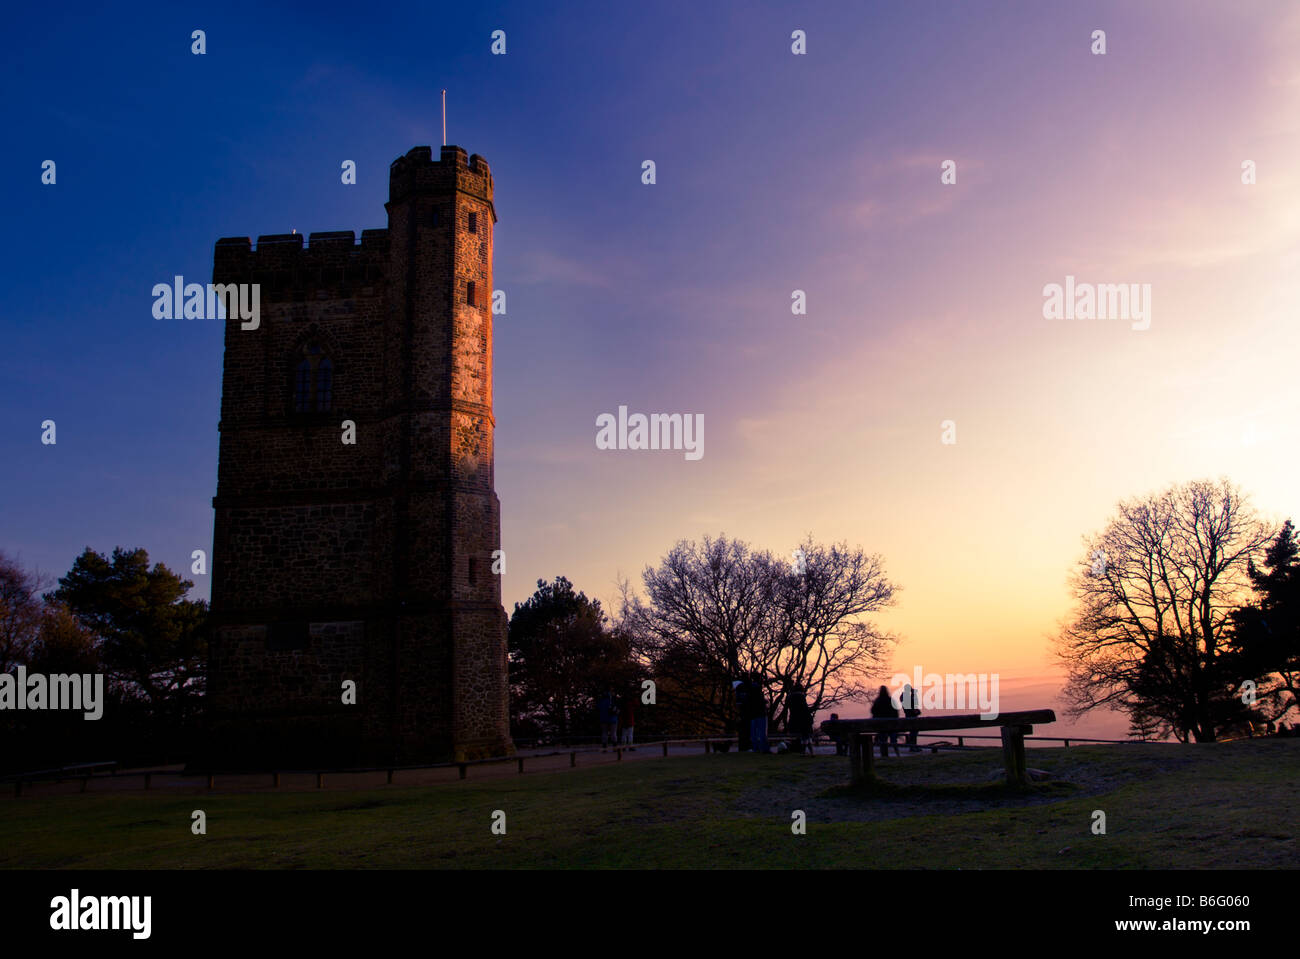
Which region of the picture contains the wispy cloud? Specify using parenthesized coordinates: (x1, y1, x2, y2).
(513, 249, 615, 289)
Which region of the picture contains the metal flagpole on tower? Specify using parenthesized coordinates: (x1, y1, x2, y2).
(442, 90, 446, 146)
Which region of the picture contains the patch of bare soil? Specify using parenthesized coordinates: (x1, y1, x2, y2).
(727, 749, 1195, 824)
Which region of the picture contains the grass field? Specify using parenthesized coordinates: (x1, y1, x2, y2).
(2, 739, 1296, 869)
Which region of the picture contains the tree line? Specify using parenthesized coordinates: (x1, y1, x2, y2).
(2, 475, 1295, 770)
(509, 535, 900, 741)
(0, 547, 206, 771)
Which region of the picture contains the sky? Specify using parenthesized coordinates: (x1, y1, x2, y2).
(4, 1, 1298, 739)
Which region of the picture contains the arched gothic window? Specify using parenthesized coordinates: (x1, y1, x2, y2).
(294, 344, 334, 412)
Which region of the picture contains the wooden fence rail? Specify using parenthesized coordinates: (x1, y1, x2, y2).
(5, 733, 1162, 797)
(5, 738, 744, 796)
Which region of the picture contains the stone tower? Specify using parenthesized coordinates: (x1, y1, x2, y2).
(204, 145, 513, 767)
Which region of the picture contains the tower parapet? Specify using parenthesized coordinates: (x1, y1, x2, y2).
(387, 145, 496, 220)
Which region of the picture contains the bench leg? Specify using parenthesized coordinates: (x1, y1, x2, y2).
(1001, 725, 1030, 787)
(848, 733, 875, 784)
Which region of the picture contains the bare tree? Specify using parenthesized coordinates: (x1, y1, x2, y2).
(768, 536, 898, 726)
(0, 552, 48, 672)
(620, 536, 779, 730)
(1056, 478, 1273, 742)
(620, 534, 899, 731)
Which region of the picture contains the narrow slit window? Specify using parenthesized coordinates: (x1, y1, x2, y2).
(294, 359, 312, 412)
(315, 357, 333, 411)
(468, 212, 477, 234)
(467, 281, 476, 307)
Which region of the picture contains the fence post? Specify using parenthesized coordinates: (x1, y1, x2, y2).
(703, 739, 709, 753)
(1063, 739, 1070, 748)
(662, 741, 669, 757)
(517, 758, 524, 774)
(458, 764, 467, 780)
(207, 773, 215, 790)
(273, 772, 280, 788)
(316, 772, 324, 789)
(957, 737, 964, 748)
(616, 748, 622, 761)
(570, 752, 576, 767)
(386, 769, 393, 785)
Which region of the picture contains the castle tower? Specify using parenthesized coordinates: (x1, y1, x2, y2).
(204, 145, 513, 767)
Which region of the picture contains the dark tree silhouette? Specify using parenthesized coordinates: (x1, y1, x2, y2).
(48, 547, 207, 724)
(1056, 479, 1272, 742)
(768, 536, 899, 728)
(619, 537, 779, 733)
(0, 552, 47, 672)
(1227, 519, 1300, 727)
(27, 602, 101, 676)
(620, 534, 898, 733)
(508, 576, 636, 739)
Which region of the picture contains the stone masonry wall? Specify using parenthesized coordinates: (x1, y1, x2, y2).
(205, 146, 513, 767)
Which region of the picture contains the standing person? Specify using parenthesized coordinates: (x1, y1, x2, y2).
(749, 674, 770, 754)
(598, 690, 618, 750)
(900, 682, 921, 752)
(620, 689, 636, 749)
(828, 713, 848, 756)
(733, 679, 751, 751)
(870, 684, 899, 758)
(786, 680, 814, 755)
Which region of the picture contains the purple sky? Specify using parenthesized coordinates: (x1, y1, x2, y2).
(4, 1, 1298, 739)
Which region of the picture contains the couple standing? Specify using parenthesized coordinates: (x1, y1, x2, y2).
(871, 683, 923, 755)
(597, 689, 636, 749)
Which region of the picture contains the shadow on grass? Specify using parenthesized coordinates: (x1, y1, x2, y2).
(820, 778, 1079, 802)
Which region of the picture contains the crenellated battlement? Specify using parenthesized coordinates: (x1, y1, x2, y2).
(212, 229, 390, 296)
(387, 144, 495, 219)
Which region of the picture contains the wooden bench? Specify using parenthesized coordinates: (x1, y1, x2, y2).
(820, 709, 1056, 787)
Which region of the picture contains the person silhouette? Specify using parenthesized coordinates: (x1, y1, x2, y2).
(786, 680, 814, 754)
(828, 712, 847, 755)
(900, 682, 921, 752)
(597, 690, 618, 749)
(733, 679, 751, 751)
(749, 674, 769, 753)
(870, 684, 899, 758)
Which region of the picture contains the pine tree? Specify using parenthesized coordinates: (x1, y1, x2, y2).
(1228, 520, 1300, 725)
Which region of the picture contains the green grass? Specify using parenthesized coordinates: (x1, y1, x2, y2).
(2, 739, 1297, 868)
